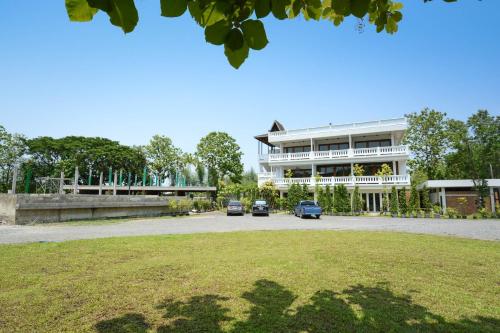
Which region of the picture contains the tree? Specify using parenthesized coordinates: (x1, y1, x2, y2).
(64, 0, 457, 69)
(351, 185, 364, 214)
(421, 186, 431, 212)
(390, 186, 398, 215)
(376, 163, 393, 212)
(196, 132, 243, 187)
(398, 187, 407, 215)
(352, 163, 364, 176)
(241, 168, 258, 185)
(403, 108, 451, 180)
(287, 183, 302, 212)
(334, 184, 350, 213)
(144, 135, 184, 185)
(0, 125, 27, 192)
(408, 184, 420, 213)
(259, 180, 278, 208)
(25, 136, 146, 184)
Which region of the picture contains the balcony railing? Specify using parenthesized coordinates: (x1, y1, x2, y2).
(268, 118, 407, 140)
(259, 175, 411, 187)
(261, 145, 408, 163)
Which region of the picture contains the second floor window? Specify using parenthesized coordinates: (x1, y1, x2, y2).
(354, 139, 391, 149)
(318, 143, 349, 151)
(284, 146, 311, 153)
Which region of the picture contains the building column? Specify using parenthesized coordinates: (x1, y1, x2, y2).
(372, 193, 376, 212)
(440, 187, 447, 212)
(379, 192, 383, 212)
(392, 161, 396, 175)
(280, 191, 284, 199)
(365, 192, 369, 211)
(391, 133, 395, 146)
(490, 187, 496, 214)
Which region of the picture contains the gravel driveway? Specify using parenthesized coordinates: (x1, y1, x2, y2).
(0, 213, 499, 244)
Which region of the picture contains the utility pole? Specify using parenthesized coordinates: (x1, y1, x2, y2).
(59, 171, 64, 194)
(11, 166, 18, 194)
(73, 167, 79, 195)
(99, 172, 103, 195)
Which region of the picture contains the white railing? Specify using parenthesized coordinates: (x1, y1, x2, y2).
(268, 118, 407, 139)
(268, 175, 410, 187)
(263, 146, 408, 163)
(257, 172, 275, 178)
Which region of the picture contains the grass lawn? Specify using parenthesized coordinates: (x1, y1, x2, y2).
(0, 231, 499, 333)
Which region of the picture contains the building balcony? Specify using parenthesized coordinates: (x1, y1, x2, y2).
(259, 145, 409, 164)
(267, 118, 407, 143)
(258, 175, 411, 189)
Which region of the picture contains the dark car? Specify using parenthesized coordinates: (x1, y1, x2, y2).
(252, 200, 269, 216)
(227, 201, 244, 216)
(294, 200, 322, 219)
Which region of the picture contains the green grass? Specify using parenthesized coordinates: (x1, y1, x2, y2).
(36, 214, 194, 227)
(0, 231, 499, 333)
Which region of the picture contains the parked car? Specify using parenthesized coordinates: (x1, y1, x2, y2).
(252, 200, 269, 216)
(227, 201, 244, 216)
(294, 200, 322, 219)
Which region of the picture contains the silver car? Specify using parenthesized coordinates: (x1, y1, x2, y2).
(227, 201, 244, 216)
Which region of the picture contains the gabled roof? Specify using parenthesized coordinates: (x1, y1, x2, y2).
(269, 120, 285, 132)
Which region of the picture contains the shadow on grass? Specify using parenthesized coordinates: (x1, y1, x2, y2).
(95, 280, 499, 333)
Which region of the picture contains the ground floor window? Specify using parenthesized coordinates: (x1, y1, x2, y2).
(317, 164, 351, 177)
(290, 168, 312, 178)
(357, 162, 392, 176)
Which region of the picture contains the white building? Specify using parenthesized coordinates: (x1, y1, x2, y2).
(255, 118, 411, 212)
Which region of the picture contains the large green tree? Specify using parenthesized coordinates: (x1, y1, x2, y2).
(0, 126, 27, 192)
(64, 0, 457, 68)
(403, 108, 451, 180)
(144, 135, 184, 185)
(196, 132, 243, 186)
(25, 136, 146, 184)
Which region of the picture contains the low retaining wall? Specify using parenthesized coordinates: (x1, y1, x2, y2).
(0, 194, 175, 225)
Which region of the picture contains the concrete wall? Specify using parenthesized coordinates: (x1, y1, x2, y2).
(0, 194, 17, 224)
(0, 194, 176, 225)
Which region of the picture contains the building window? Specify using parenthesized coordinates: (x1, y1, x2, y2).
(284, 146, 311, 153)
(354, 139, 391, 149)
(318, 143, 349, 151)
(357, 163, 392, 176)
(291, 169, 312, 178)
(317, 164, 351, 177)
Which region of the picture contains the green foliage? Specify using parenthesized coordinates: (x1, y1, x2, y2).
(404, 108, 452, 180)
(408, 184, 420, 213)
(259, 180, 278, 208)
(0, 125, 27, 192)
(351, 185, 364, 213)
(287, 183, 303, 212)
(25, 136, 146, 184)
(446, 207, 458, 218)
(285, 169, 293, 179)
(301, 184, 310, 200)
(66, 0, 461, 68)
(421, 186, 431, 212)
(398, 187, 407, 215)
(240, 197, 252, 212)
(352, 163, 364, 176)
(390, 186, 398, 215)
(324, 184, 334, 213)
(196, 132, 243, 187)
(144, 135, 184, 185)
(334, 184, 350, 213)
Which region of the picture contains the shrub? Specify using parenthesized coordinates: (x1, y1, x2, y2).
(351, 186, 364, 214)
(446, 207, 458, 218)
(478, 207, 491, 219)
(421, 186, 431, 212)
(287, 183, 303, 212)
(409, 185, 420, 213)
(240, 197, 252, 213)
(259, 180, 278, 209)
(324, 185, 334, 213)
(399, 187, 408, 215)
(390, 186, 398, 215)
(334, 184, 350, 213)
(167, 199, 178, 212)
(432, 204, 441, 214)
(178, 198, 193, 212)
(275, 197, 287, 211)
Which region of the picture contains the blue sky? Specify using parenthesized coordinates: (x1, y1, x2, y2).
(1, 1, 499, 170)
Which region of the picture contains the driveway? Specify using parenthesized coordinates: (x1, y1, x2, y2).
(0, 213, 499, 244)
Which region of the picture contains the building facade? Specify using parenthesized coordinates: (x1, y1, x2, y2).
(255, 118, 411, 212)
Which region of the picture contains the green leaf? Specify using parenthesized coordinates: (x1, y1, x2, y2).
(271, 0, 290, 20)
(87, 0, 138, 33)
(65, 0, 98, 22)
(332, 0, 350, 16)
(392, 11, 403, 22)
(160, 0, 188, 17)
(205, 20, 231, 45)
(350, 0, 370, 18)
(224, 41, 249, 69)
(225, 28, 244, 51)
(241, 20, 268, 50)
(255, 0, 271, 18)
